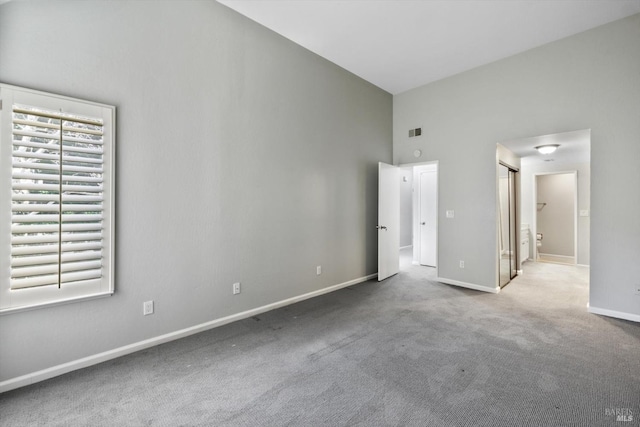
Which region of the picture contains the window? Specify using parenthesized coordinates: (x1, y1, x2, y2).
(0, 84, 115, 313)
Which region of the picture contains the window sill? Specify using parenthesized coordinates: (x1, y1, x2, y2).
(0, 291, 114, 316)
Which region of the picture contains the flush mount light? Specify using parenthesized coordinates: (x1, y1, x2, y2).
(535, 144, 560, 154)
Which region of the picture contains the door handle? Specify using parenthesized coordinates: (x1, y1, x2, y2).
(377, 225, 387, 230)
(421, 222, 426, 225)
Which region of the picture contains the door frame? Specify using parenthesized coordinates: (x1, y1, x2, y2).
(532, 170, 578, 263)
(399, 160, 439, 277)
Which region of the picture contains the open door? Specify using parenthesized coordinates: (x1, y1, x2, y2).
(378, 162, 400, 281)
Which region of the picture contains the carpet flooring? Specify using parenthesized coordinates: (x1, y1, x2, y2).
(1, 250, 638, 426)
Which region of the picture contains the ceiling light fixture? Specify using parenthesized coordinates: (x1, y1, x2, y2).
(535, 144, 560, 154)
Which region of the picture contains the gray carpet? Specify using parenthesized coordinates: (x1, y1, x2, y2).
(1, 251, 639, 426)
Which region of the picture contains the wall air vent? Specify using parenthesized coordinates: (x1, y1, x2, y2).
(408, 127, 422, 138)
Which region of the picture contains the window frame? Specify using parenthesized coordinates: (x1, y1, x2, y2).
(0, 84, 115, 314)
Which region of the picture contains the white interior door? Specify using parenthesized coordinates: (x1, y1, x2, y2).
(378, 162, 399, 281)
(419, 170, 437, 266)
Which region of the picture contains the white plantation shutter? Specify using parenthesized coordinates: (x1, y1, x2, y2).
(0, 84, 115, 312)
(11, 106, 105, 289)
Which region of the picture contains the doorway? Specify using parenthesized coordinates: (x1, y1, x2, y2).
(498, 163, 518, 287)
(535, 172, 577, 265)
(379, 161, 438, 281)
(497, 128, 590, 298)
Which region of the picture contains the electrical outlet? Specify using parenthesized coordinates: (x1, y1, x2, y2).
(143, 300, 154, 316)
(233, 282, 241, 295)
(446, 210, 455, 218)
(317, 265, 322, 275)
(459, 261, 465, 268)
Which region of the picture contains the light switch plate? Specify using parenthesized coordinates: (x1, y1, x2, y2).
(446, 210, 454, 218)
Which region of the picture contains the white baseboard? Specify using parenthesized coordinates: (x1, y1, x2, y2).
(538, 253, 575, 262)
(538, 252, 573, 259)
(588, 305, 640, 323)
(0, 273, 378, 394)
(436, 277, 500, 294)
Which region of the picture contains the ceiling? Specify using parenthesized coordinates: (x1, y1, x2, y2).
(500, 129, 591, 166)
(217, 0, 640, 94)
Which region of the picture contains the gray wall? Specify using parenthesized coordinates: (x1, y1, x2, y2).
(536, 173, 575, 257)
(521, 161, 590, 265)
(399, 167, 413, 247)
(394, 13, 640, 317)
(0, 1, 391, 383)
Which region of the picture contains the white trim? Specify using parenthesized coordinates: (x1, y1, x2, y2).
(400, 245, 413, 250)
(537, 253, 576, 266)
(0, 291, 113, 316)
(576, 264, 590, 268)
(538, 253, 574, 261)
(398, 160, 438, 169)
(437, 277, 500, 294)
(588, 305, 640, 323)
(0, 273, 377, 393)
